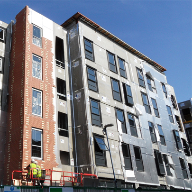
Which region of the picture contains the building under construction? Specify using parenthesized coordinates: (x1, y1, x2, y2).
(0, 6, 192, 190)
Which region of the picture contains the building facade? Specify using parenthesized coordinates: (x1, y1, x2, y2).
(0, 6, 192, 190)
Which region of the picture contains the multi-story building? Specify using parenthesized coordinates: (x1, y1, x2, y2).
(1, 6, 192, 190)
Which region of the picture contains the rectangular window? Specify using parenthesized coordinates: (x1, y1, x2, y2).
(186, 128, 192, 143)
(118, 57, 127, 78)
(84, 38, 94, 61)
(148, 122, 157, 143)
(32, 128, 42, 159)
(32, 54, 42, 79)
(133, 146, 144, 172)
(116, 108, 127, 133)
(57, 78, 66, 101)
(175, 115, 182, 130)
(146, 76, 156, 92)
(60, 151, 70, 165)
(111, 78, 122, 102)
(128, 113, 138, 137)
(0, 58, 2, 72)
(171, 95, 177, 109)
(157, 125, 166, 145)
(166, 106, 174, 123)
(181, 139, 191, 156)
(87, 67, 98, 92)
(122, 144, 132, 170)
(94, 135, 108, 166)
(154, 150, 166, 176)
(33, 25, 42, 47)
(173, 130, 183, 150)
(58, 112, 68, 137)
(188, 163, 192, 178)
(179, 158, 188, 179)
(55, 36, 64, 68)
(123, 83, 134, 107)
(162, 83, 167, 98)
(107, 52, 117, 73)
(163, 154, 172, 176)
(137, 68, 145, 87)
(90, 99, 101, 127)
(141, 93, 151, 114)
(0, 28, 4, 41)
(151, 98, 159, 117)
(32, 89, 42, 117)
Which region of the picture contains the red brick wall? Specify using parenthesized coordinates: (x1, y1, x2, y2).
(4, 6, 57, 184)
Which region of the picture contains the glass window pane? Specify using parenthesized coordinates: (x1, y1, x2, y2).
(142, 94, 148, 105)
(157, 125, 164, 136)
(151, 98, 157, 109)
(112, 80, 119, 92)
(126, 85, 132, 97)
(33, 26, 41, 38)
(118, 58, 125, 70)
(108, 53, 115, 65)
(91, 100, 99, 109)
(134, 147, 141, 159)
(116, 109, 124, 122)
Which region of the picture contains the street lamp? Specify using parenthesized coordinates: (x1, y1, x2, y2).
(102, 123, 117, 188)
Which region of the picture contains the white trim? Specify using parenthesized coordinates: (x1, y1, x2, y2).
(0, 28, 4, 41)
(32, 24, 42, 47)
(32, 54, 42, 80)
(32, 88, 42, 117)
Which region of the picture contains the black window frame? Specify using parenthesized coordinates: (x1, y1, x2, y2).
(57, 78, 66, 101)
(122, 143, 132, 170)
(122, 83, 134, 107)
(84, 38, 94, 62)
(162, 83, 167, 98)
(127, 113, 138, 137)
(181, 138, 191, 156)
(55, 36, 65, 68)
(118, 57, 127, 78)
(141, 92, 151, 114)
(87, 66, 98, 92)
(157, 125, 166, 145)
(137, 68, 145, 88)
(90, 99, 102, 127)
(94, 135, 107, 166)
(146, 75, 156, 92)
(154, 150, 166, 176)
(151, 98, 159, 117)
(0, 28, 5, 41)
(133, 146, 144, 172)
(166, 105, 174, 123)
(162, 154, 172, 176)
(179, 158, 188, 179)
(171, 95, 177, 109)
(107, 51, 117, 73)
(58, 112, 68, 137)
(173, 130, 183, 150)
(115, 108, 127, 134)
(175, 115, 182, 130)
(111, 78, 122, 102)
(148, 121, 157, 143)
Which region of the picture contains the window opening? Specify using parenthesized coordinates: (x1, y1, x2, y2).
(133, 146, 144, 171)
(162, 83, 167, 98)
(154, 150, 166, 176)
(179, 158, 188, 179)
(118, 57, 127, 78)
(32, 89, 42, 117)
(90, 99, 101, 127)
(181, 139, 191, 156)
(186, 128, 192, 143)
(60, 151, 70, 165)
(157, 125, 166, 145)
(151, 98, 159, 117)
(84, 38, 94, 61)
(111, 78, 122, 102)
(137, 68, 145, 88)
(171, 95, 177, 109)
(0, 58, 2, 72)
(55, 36, 64, 68)
(146, 75, 156, 92)
(108, 52, 117, 73)
(182, 108, 192, 122)
(32, 128, 42, 159)
(173, 130, 183, 150)
(87, 67, 98, 92)
(116, 108, 127, 133)
(175, 115, 182, 130)
(166, 106, 174, 123)
(128, 113, 138, 137)
(123, 83, 134, 107)
(122, 144, 132, 170)
(141, 93, 151, 114)
(32, 54, 42, 79)
(0, 28, 4, 41)
(58, 112, 68, 137)
(148, 122, 157, 143)
(162, 154, 172, 176)
(33, 25, 42, 47)
(188, 163, 192, 178)
(57, 78, 66, 100)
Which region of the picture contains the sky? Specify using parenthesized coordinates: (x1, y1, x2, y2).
(1, 0, 191, 103)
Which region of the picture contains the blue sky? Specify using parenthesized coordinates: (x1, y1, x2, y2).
(1, 0, 191, 103)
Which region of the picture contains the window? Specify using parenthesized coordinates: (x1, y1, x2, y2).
(137, 68, 145, 87)
(58, 112, 68, 137)
(127, 113, 138, 137)
(122, 83, 134, 107)
(60, 151, 70, 165)
(90, 99, 101, 127)
(33, 25, 42, 47)
(148, 122, 157, 143)
(179, 158, 188, 179)
(186, 128, 192, 143)
(182, 108, 192, 122)
(171, 95, 177, 109)
(181, 139, 191, 156)
(175, 115, 182, 130)
(161, 83, 167, 98)
(188, 163, 192, 178)
(154, 150, 166, 176)
(32, 128, 42, 159)
(173, 130, 183, 150)
(32, 89, 42, 117)
(141, 93, 151, 114)
(146, 76, 156, 93)
(122, 144, 132, 170)
(111, 79, 122, 102)
(107, 52, 117, 73)
(87, 67, 98, 92)
(32, 54, 42, 79)
(0, 28, 4, 41)
(55, 37, 64, 68)
(151, 98, 159, 117)
(162, 154, 172, 176)
(118, 57, 127, 78)
(133, 146, 144, 171)
(84, 38, 94, 61)
(157, 125, 166, 145)
(0, 58, 2, 72)
(94, 135, 108, 166)
(116, 108, 127, 133)
(57, 78, 66, 100)
(166, 106, 174, 123)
